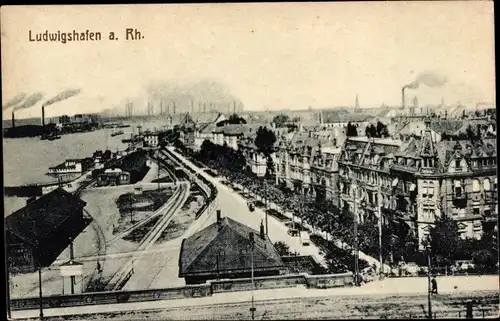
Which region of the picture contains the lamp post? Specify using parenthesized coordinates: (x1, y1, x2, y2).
(353, 184, 359, 286)
(38, 266, 44, 319)
(256, 157, 268, 235)
(427, 239, 433, 319)
(6, 249, 11, 319)
(249, 232, 256, 320)
(377, 188, 384, 276)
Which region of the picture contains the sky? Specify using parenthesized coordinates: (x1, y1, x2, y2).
(1, 2, 496, 119)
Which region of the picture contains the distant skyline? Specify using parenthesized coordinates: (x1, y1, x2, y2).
(1, 2, 496, 119)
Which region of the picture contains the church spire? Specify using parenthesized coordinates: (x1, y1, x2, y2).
(355, 94, 360, 111)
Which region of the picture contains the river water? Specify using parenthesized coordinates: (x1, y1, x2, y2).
(3, 119, 169, 215)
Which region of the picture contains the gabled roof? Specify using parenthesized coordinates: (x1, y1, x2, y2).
(5, 188, 87, 246)
(179, 217, 284, 276)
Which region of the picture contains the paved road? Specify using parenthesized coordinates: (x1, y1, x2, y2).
(11, 275, 499, 320)
(168, 148, 327, 266)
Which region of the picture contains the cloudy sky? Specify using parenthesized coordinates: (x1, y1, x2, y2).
(1, 2, 495, 119)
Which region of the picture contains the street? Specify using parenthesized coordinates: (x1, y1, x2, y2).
(168, 148, 327, 266)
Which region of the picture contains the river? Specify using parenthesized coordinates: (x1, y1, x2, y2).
(3, 119, 170, 215)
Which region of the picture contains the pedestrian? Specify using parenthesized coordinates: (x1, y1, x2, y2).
(431, 276, 438, 294)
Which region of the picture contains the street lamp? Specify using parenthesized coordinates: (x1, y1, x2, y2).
(38, 265, 44, 319)
(352, 184, 360, 286)
(6, 249, 11, 319)
(256, 160, 268, 235)
(249, 232, 256, 320)
(426, 237, 433, 319)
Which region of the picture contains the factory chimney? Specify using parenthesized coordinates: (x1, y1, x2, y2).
(42, 105, 45, 127)
(401, 87, 405, 110)
(11, 111, 15, 128)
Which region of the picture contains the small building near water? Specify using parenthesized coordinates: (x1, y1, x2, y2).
(96, 168, 131, 186)
(179, 210, 286, 284)
(48, 158, 94, 175)
(5, 188, 88, 274)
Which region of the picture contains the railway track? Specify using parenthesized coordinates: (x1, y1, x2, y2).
(104, 184, 190, 291)
(105, 186, 183, 246)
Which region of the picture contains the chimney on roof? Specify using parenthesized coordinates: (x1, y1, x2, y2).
(260, 220, 265, 240)
(12, 111, 15, 128)
(216, 209, 222, 224)
(249, 231, 255, 244)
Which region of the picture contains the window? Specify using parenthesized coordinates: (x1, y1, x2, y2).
(484, 178, 491, 191)
(473, 207, 480, 215)
(455, 159, 461, 169)
(454, 180, 463, 197)
(472, 179, 480, 193)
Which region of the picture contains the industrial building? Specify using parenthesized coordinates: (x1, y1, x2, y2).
(5, 188, 88, 274)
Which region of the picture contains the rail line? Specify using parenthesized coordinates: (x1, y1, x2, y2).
(104, 184, 190, 291)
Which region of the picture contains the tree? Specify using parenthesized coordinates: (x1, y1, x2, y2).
(254, 126, 277, 177)
(346, 122, 358, 137)
(272, 114, 290, 128)
(365, 124, 377, 138)
(216, 114, 247, 126)
(274, 241, 291, 256)
(376, 121, 390, 137)
(425, 216, 461, 268)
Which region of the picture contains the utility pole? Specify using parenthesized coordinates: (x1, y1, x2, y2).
(6, 246, 11, 319)
(265, 178, 268, 235)
(353, 185, 359, 286)
(249, 232, 256, 320)
(427, 241, 433, 319)
(377, 188, 383, 276)
(157, 156, 160, 191)
(38, 266, 44, 319)
(69, 237, 75, 294)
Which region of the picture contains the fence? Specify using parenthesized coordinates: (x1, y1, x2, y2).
(10, 272, 353, 311)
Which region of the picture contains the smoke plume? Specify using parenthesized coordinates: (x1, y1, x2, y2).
(44, 89, 81, 107)
(404, 71, 447, 89)
(13, 93, 44, 111)
(3, 93, 27, 110)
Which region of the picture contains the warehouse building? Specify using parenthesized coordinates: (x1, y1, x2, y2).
(5, 188, 88, 274)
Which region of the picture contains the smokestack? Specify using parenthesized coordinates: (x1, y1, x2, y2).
(401, 87, 405, 110)
(216, 209, 221, 223)
(12, 111, 15, 128)
(42, 105, 45, 127)
(260, 220, 265, 240)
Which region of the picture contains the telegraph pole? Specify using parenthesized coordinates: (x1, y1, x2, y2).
(38, 266, 44, 319)
(69, 237, 75, 294)
(6, 246, 11, 319)
(377, 188, 383, 276)
(427, 241, 433, 319)
(249, 232, 256, 320)
(353, 185, 359, 286)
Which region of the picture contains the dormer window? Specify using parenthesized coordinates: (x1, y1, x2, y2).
(455, 159, 461, 170)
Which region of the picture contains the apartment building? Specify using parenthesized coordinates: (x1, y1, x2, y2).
(338, 117, 498, 248)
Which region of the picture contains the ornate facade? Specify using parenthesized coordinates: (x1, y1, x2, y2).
(338, 118, 498, 248)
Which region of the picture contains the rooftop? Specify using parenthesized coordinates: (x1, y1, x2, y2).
(179, 215, 284, 276)
(5, 188, 87, 246)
